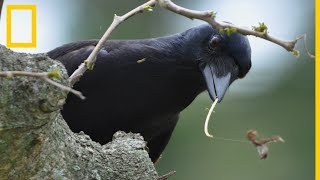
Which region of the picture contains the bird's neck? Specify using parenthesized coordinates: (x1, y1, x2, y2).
(141, 35, 208, 111)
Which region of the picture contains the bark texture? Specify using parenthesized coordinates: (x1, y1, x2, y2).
(0, 45, 158, 180)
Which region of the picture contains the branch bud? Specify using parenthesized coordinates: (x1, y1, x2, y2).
(291, 49, 300, 58)
(209, 11, 217, 18)
(84, 60, 95, 70)
(48, 69, 62, 79)
(252, 22, 268, 36)
(144, 5, 153, 12)
(220, 27, 237, 36)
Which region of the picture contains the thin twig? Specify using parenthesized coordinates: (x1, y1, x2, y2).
(0, 71, 47, 78)
(68, 0, 314, 87)
(157, 171, 176, 180)
(295, 33, 315, 58)
(157, 0, 314, 58)
(0, 71, 85, 99)
(44, 77, 85, 99)
(68, 0, 157, 85)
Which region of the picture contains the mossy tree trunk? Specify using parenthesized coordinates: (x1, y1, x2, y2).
(0, 45, 159, 180)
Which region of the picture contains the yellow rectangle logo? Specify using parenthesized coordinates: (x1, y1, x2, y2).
(6, 4, 36, 48)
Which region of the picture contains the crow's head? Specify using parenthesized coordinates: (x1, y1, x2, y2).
(184, 24, 251, 102)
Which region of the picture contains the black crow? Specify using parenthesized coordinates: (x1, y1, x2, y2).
(48, 24, 251, 162)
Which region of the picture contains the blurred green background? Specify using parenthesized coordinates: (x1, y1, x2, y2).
(0, 0, 315, 179)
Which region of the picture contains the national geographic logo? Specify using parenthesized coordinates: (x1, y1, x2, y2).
(5, 4, 37, 48)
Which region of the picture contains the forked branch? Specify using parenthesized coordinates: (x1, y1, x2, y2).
(157, 0, 314, 58)
(68, 0, 314, 86)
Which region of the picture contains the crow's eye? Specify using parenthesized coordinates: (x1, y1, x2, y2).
(208, 36, 221, 49)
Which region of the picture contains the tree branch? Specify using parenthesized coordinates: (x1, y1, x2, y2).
(0, 71, 85, 100)
(68, 0, 314, 86)
(68, 0, 157, 85)
(157, 0, 314, 58)
(157, 171, 176, 180)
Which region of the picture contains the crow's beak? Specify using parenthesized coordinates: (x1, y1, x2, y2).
(200, 62, 231, 102)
